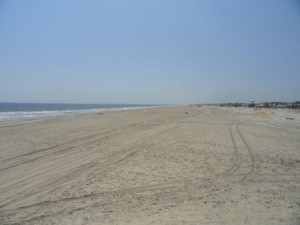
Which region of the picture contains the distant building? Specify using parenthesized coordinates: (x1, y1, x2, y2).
(249, 100, 255, 107)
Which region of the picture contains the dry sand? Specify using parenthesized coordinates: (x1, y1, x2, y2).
(0, 106, 299, 225)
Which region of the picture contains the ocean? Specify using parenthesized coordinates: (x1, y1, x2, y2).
(0, 103, 159, 124)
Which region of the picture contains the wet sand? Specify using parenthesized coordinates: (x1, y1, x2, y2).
(0, 106, 299, 225)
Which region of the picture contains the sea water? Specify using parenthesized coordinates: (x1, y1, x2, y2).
(0, 103, 159, 124)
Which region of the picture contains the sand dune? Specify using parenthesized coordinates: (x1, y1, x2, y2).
(0, 106, 299, 225)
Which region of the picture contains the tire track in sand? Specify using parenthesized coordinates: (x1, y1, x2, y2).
(222, 117, 242, 175)
(235, 117, 255, 181)
(216, 115, 255, 183)
(0, 120, 179, 210)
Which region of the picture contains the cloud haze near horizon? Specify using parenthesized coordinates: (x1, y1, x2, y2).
(0, 0, 299, 104)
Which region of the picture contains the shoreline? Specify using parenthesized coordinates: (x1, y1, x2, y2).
(0, 105, 167, 126)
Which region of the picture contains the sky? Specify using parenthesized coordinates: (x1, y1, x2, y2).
(0, 0, 299, 104)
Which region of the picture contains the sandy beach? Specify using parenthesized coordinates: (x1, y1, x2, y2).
(0, 106, 299, 225)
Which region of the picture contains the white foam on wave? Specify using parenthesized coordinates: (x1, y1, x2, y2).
(0, 106, 159, 125)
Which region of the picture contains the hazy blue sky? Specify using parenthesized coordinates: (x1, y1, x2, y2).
(0, 0, 299, 104)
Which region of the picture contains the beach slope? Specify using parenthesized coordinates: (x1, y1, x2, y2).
(0, 106, 299, 224)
